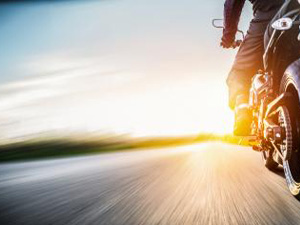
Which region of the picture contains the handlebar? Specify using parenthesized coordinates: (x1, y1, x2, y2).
(212, 18, 245, 49)
(212, 18, 245, 39)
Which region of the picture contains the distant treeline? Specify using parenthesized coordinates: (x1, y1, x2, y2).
(0, 133, 250, 162)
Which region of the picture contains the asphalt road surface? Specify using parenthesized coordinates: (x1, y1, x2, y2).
(1, 142, 300, 225)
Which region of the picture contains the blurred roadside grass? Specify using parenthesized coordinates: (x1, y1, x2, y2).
(0, 134, 253, 162)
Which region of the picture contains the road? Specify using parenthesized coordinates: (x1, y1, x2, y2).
(1, 142, 300, 225)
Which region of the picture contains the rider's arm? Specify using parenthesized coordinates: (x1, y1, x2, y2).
(222, 0, 245, 47)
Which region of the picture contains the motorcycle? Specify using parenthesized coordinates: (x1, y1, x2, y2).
(213, 1, 300, 198)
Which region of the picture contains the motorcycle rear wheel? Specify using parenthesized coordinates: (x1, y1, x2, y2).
(280, 104, 300, 199)
(280, 69, 300, 199)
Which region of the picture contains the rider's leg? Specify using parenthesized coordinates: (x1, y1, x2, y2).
(227, 69, 254, 110)
(226, 18, 268, 110)
(228, 6, 283, 106)
(227, 10, 280, 135)
(227, 69, 254, 135)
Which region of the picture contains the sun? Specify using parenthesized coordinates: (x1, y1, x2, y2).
(0, 69, 234, 139)
(77, 74, 234, 137)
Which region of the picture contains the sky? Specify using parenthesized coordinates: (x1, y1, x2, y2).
(0, 0, 252, 141)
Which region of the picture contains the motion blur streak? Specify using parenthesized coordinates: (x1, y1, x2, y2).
(1, 143, 300, 225)
(0, 0, 255, 141)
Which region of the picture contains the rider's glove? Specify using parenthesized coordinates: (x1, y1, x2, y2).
(221, 30, 235, 48)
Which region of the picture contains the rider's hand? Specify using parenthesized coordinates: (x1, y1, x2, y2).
(221, 31, 235, 48)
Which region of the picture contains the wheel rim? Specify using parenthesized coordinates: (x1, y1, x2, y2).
(278, 106, 292, 161)
(279, 106, 300, 195)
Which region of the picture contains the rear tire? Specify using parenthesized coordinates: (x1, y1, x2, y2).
(279, 104, 300, 199)
(280, 66, 300, 199)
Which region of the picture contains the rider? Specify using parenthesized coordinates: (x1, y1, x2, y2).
(222, 0, 284, 135)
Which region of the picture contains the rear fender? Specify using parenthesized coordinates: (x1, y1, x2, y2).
(280, 59, 300, 98)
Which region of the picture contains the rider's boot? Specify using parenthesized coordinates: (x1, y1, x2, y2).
(234, 94, 252, 136)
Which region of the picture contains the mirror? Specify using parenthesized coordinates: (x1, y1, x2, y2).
(272, 18, 293, 31)
(212, 19, 224, 29)
(212, 18, 245, 39)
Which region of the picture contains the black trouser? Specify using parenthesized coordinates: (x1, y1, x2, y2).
(227, 7, 282, 109)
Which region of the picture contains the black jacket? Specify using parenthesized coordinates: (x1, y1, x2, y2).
(223, 0, 284, 42)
